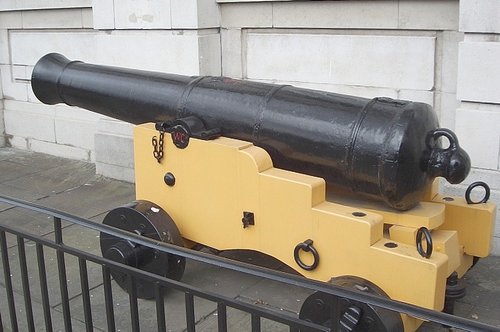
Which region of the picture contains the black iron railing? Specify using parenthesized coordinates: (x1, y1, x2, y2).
(0, 194, 499, 332)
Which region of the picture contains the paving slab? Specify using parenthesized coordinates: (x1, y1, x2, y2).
(0, 160, 44, 185)
(0, 207, 57, 248)
(56, 266, 218, 332)
(1, 159, 96, 198)
(35, 177, 135, 219)
(0, 280, 95, 332)
(0, 182, 50, 212)
(0, 236, 105, 308)
(195, 307, 291, 332)
(0, 149, 70, 184)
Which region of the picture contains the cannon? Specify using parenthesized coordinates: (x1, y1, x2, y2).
(32, 53, 496, 331)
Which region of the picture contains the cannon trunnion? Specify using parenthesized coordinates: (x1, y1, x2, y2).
(31, 54, 496, 332)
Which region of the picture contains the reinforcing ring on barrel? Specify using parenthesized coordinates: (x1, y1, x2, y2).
(294, 239, 319, 271)
(416, 227, 433, 258)
(465, 181, 490, 204)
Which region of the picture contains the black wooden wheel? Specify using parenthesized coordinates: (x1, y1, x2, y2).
(299, 276, 403, 332)
(100, 200, 185, 299)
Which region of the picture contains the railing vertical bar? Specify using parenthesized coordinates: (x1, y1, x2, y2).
(185, 292, 196, 332)
(0, 307, 3, 331)
(0, 231, 18, 332)
(128, 275, 140, 332)
(251, 314, 261, 332)
(217, 303, 227, 332)
(17, 236, 35, 332)
(102, 266, 116, 332)
(78, 258, 93, 332)
(54, 217, 72, 332)
(36, 244, 53, 332)
(155, 283, 166, 332)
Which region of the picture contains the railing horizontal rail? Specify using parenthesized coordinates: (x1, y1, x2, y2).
(1, 194, 499, 332)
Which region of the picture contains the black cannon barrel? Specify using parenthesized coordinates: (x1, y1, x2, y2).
(31, 53, 470, 210)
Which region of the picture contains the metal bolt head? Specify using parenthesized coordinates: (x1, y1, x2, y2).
(164, 172, 175, 186)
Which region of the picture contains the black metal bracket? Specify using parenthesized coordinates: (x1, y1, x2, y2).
(156, 116, 221, 150)
(242, 212, 255, 229)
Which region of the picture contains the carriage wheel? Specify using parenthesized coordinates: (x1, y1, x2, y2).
(100, 200, 185, 299)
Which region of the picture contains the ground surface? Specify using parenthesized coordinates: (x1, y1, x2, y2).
(0, 147, 498, 331)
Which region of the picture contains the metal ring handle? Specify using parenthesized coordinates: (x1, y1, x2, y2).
(416, 227, 433, 258)
(293, 239, 319, 271)
(426, 128, 458, 151)
(425, 128, 471, 184)
(465, 181, 490, 204)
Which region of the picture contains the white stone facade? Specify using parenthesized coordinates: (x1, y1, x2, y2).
(0, 0, 499, 253)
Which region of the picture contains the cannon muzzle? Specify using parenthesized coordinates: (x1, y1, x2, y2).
(31, 53, 470, 210)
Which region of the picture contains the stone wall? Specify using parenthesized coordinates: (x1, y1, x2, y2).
(451, 0, 500, 254)
(0, 0, 499, 253)
(0, 0, 221, 182)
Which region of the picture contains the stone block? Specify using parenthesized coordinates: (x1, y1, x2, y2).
(246, 33, 436, 90)
(95, 162, 135, 183)
(97, 117, 134, 137)
(199, 33, 222, 75)
(220, 2, 272, 28)
(0, 64, 28, 100)
(4, 98, 55, 114)
(12, 64, 28, 80)
(0, 104, 5, 147)
(21, 8, 85, 28)
(457, 41, 500, 104)
(114, 0, 172, 29)
(273, 0, 398, 29)
(82, 7, 93, 28)
(1, 0, 91, 10)
(436, 92, 461, 130)
(398, 90, 434, 106)
(30, 139, 90, 160)
(0, 0, 15, 10)
(399, 0, 459, 31)
(221, 28, 243, 78)
(455, 107, 500, 170)
(55, 117, 97, 150)
(3, 101, 56, 142)
(197, 0, 220, 28)
(91, 0, 114, 29)
(94, 132, 134, 168)
(55, 104, 101, 122)
(0, 12, 22, 28)
(92, 31, 202, 74)
(10, 30, 205, 75)
(171, 0, 219, 28)
(493, 238, 500, 256)
(0, 29, 9, 65)
(9, 30, 97, 65)
(171, 0, 198, 28)
(8, 136, 28, 149)
(463, 168, 500, 191)
(439, 31, 463, 94)
(460, 0, 500, 33)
